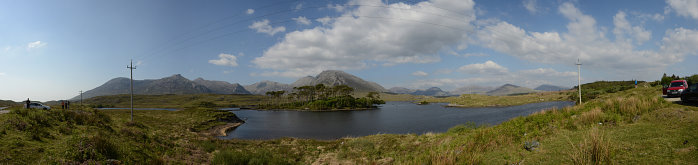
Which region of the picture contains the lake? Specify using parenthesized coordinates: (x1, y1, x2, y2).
(221, 101, 574, 140)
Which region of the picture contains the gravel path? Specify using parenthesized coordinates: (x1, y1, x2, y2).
(662, 95, 681, 102)
(0, 110, 9, 114)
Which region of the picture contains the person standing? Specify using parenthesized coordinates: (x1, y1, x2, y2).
(61, 101, 65, 110)
(66, 101, 70, 110)
(25, 98, 30, 109)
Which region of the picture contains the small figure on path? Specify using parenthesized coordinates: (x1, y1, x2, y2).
(66, 101, 70, 110)
(25, 98, 30, 109)
(61, 101, 65, 110)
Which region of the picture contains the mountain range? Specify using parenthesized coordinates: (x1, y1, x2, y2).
(72, 74, 250, 100)
(74, 70, 568, 99)
(75, 70, 387, 99)
(534, 84, 570, 91)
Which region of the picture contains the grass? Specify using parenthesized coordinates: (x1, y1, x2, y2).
(424, 91, 570, 107)
(0, 106, 241, 164)
(1, 83, 697, 164)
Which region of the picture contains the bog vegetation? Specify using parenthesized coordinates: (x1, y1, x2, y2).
(0, 82, 696, 164)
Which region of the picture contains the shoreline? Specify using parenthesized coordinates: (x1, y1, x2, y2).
(204, 122, 243, 137)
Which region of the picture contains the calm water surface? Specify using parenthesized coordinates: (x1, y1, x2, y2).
(222, 101, 574, 140)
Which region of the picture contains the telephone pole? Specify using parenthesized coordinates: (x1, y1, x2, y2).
(79, 90, 83, 109)
(127, 59, 136, 122)
(576, 59, 582, 104)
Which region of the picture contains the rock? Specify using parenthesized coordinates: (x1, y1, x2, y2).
(524, 140, 540, 151)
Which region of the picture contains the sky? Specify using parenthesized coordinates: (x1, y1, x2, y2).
(1, 0, 698, 101)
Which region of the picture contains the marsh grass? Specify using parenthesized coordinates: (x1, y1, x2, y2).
(2, 84, 695, 164)
(423, 91, 570, 107)
(568, 127, 613, 165)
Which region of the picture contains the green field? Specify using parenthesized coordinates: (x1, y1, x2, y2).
(1, 84, 696, 164)
(382, 91, 571, 107)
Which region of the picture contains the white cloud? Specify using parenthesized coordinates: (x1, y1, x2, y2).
(523, 0, 538, 14)
(208, 53, 238, 67)
(613, 11, 651, 44)
(292, 16, 311, 25)
(667, 0, 698, 20)
(474, 2, 691, 80)
(253, 0, 477, 77)
(249, 19, 285, 36)
(661, 27, 698, 57)
(316, 16, 333, 25)
(412, 71, 429, 76)
(246, 9, 255, 15)
(26, 41, 46, 50)
(457, 60, 508, 75)
(295, 3, 303, 11)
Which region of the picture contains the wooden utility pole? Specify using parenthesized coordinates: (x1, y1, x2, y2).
(79, 90, 83, 109)
(127, 60, 137, 122)
(576, 59, 582, 104)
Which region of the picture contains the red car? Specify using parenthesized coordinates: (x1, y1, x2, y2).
(667, 80, 688, 97)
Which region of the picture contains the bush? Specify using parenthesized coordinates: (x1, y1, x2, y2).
(212, 150, 291, 165)
(568, 128, 613, 164)
(64, 133, 120, 163)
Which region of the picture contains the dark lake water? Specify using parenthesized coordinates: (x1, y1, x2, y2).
(221, 101, 574, 140)
(96, 108, 178, 111)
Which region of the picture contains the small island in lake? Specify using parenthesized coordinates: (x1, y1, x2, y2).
(258, 84, 385, 111)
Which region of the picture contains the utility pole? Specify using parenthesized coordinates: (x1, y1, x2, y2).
(127, 59, 136, 122)
(576, 58, 582, 104)
(79, 90, 83, 109)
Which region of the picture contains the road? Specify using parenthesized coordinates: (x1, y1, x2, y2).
(662, 95, 681, 102)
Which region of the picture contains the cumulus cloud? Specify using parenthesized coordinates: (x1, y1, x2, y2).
(473, 2, 694, 80)
(457, 60, 508, 75)
(316, 16, 333, 25)
(208, 53, 238, 67)
(667, 0, 698, 20)
(412, 71, 429, 77)
(523, 0, 538, 14)
(253, 0, 477, 77)
(249, 19, 285, 36)
(246, 9, 255, 15)
(292, 16, 311, 25)
(26, 41, 46, 50)
(661, 27, 698, 56)
(613, 11, 651, 44)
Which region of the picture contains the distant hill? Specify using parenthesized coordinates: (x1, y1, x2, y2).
(411, 87, 452, 96)
(450, 85, 495, 95)
(243, 81, 293, 95)
(193, 78, 249, 94)
(0, 100, 18, 106)
(387, 87, 416, 94)
(290, 70, 387, 92)
(72, 74, 251, 100)
(486, 84, 538, 96)
(534, 84, 569, 91)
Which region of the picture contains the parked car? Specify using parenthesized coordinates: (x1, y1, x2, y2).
(667, 80, 689, 97)
(28, 102, 51, 110)
(681, 83, 698, 103)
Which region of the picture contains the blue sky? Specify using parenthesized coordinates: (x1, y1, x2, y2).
(2, 0, 698, 101)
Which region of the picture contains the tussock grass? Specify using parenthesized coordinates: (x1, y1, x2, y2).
(568, 127, 613, 165)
